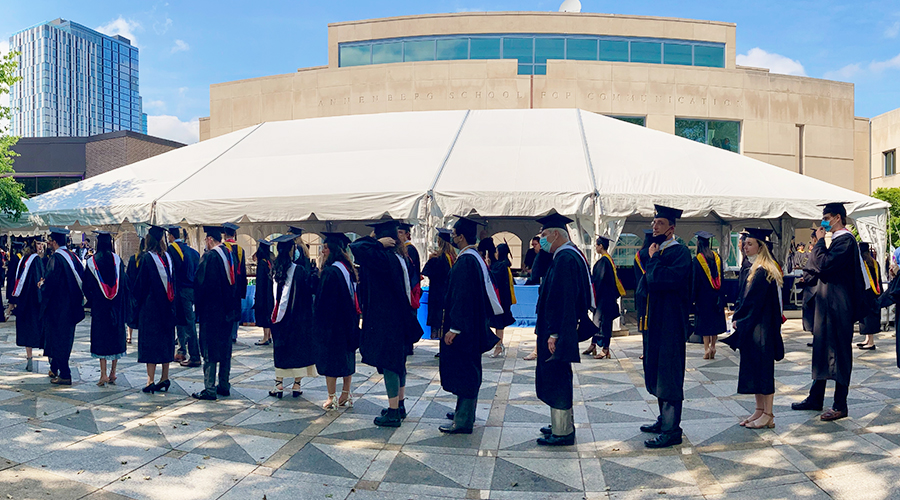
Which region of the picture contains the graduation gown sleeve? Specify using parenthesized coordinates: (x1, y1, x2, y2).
(254, 259, 274, 328)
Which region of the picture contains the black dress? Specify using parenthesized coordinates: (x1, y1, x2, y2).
(83, 252, 129, 358)
(314, 262, 359, 377)
(691, 253, 727, 337)
(271, 263, 317, 371)
(723, 268, 784, 395)
(195, 247, 238, 363)
(11, 254, 43, 348)
(133, 252, 176, 364)
(859, 259, 882, 335)
(422, 254, 452, 337)
(254, 258, 274, 328)
(489, 259, 516, 329)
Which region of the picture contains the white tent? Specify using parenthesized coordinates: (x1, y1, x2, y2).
(3, 108, 889, 260)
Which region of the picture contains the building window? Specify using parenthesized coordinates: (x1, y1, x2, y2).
(16, 176, 82, 196)
(675, 119, 740, 153)
(885, 150, 897, 177)
(609, 116, 646, 127)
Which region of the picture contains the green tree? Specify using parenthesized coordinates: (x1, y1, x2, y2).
(872, 187, 900, 249)
(0, 50, 28, 219)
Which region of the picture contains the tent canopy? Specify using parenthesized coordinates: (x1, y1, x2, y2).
(3, 108, 889, 256)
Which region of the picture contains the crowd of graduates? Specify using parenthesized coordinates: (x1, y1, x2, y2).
(3, 199, 890, 448)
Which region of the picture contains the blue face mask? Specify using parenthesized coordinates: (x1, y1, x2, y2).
(293, 249, 301, 261)
(821, 220, 832, 232)
(539, 236, 552, 252)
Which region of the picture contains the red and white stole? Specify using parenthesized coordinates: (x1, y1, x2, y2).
(150, 252, 175, 302)
(86, 254, 121, 300)
(458, 248, 504, 315)
(395, 254, 412, 306)
(211, 245, 235, 285)
(554, 244, 597, 309)
(271, 263, 296, 324)
(56, 247, 83, 291)
(12, 254, 38, 298)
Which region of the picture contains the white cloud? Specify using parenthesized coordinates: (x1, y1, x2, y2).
(886, 21, 900, 39)
(0, 40, 8, 56)
(171, 39, 189, 54)
(148, 115, 199, 144)
(143, 99, 166, 112)
(154, 17, 173, 35)
(870, 53, 900, 73)
(1, 40, 10, 127)
(95, 17, 142, 46)
(736, 48, 807, 76)
(823, 63, 863, 81)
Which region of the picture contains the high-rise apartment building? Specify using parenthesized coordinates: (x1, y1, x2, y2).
(8, 18, 143, 137)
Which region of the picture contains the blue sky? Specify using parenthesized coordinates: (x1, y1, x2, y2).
(2, 0, 900, 144)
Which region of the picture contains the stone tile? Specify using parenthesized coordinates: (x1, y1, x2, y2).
(0, 465, 100, 500)
(218, 472, 354, 500)
(33, 437, 168, 488)
(103, 453, 256, 500)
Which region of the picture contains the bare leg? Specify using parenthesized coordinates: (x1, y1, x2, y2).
(339, 376, 353, 406)
(741, 394, 764, 426)
(702, 337, 710, 358)
(864, 334, 875, 347)
(710, 335, 718, 357)
(109, 360, 118, 381)
(324, 376, 337, 409)
(25, 347, 33, 359)
(160, 363, 170, 382)
(492, 329, 505, 356)
(127, 327, 133, 343)
(524, 345, 538, 361)
(146, 364, 156, 387)
(399, 385, 405, 401)
(263, 328, 271, 342)
(99, 359, 109, 385)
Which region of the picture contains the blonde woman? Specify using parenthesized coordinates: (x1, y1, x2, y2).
(722, 228, 784, 429)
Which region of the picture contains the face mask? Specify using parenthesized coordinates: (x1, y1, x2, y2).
(293, 249, 301, 261)
(821, 220, 832, 232)
(539, 236, 553, 252)
(450, 237, 460, 250)
(747, 254, 758, 264)
(650, 233, 667, 245)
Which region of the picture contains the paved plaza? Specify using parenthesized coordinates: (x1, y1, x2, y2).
(0, 317, 898, 500)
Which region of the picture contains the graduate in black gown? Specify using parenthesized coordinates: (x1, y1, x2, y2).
(399, 223, 422, 357)
(133, 225, 177, 393)
(6, 240, 22, 316)
(633, 229, 653, 336)
(488, 242, 516, 358)
(167, 226, 201, 367)
(733, 234, 752, 311)
(440, 217, 502, 433)
(350, 219, 423, 427)
(10, 237, 43, 372)
(223, 222, 247, 343)
(83, 231, 129, 387)
(125, 237, 144, 344)
(585, 235, 624, 360)
(640, 205, 692, 448)
(796, 229, 819, 334)
(316, 232, 360, 411)
(268, 235, 318, 399)
(534, 213, 595, 446)
(41, 227, 85, 386)
(422, 228, 455, 340)
(722, 228, 784, 429)
(253, 240, 275, 346)
(857, 242, 882, 350)
(792, 202, 868, 421)
(876, 264, 900, 368)
(692, 231, 727, 360)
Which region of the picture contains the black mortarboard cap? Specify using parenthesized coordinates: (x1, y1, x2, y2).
(740, 228, 773, 242)
(653, 205, 683, 224)
(859, 242, 871, 254)
(596, 235, 611, 248)
(49, 227, 70, 235)
(818, 202, 848, 218)
(203, 225, 224, 239)
(322, 232, 351, 248)
(257, 238, 272, 247)
(272, 233, 296, 244)
(367, 219, 400, 239)
(288, 226, 304, 236)
(452, 215, 485, 235)
(166, 225, 182, 237)
(437, 228, 453, 243)
(695, 230, 715, 240)
(93, 230, 114, 245)
(398, 222, 413, 231)
(223, 222, 240, 231)
(536, 212, 572, 230)
(147, 225, 166, 240)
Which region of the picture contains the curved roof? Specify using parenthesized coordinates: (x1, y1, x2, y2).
(4, 108, 888, 229)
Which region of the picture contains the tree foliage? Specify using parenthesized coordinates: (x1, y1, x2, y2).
(0, 50, 28, 220)
(872, 187, 900, 249)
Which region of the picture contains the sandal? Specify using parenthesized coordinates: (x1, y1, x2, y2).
(523, 351, 538, 361)
(268, 379, 284, 399)
(97, 377, 109, 387)
(593, 348, 611, 360)
(740, 408, 764, 427)
(254, 339, 271, 346)
(323, 393, 337, 411)
(489, 344, 505, 358)
(108, 375, 117, 385)
(582, 344, 597, 356)
(292, 381, 302, 398)
(746, 412, 775, 429)
(339, 389, 353, 408)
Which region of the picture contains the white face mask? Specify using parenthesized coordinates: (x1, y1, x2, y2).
(747, 254, 758, 264)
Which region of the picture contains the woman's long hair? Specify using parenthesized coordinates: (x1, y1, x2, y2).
(272, 241, 295, 285)
(696, 238, 718, 279)
(747, 239, 783, 287)
(477, 238, 496, 263)
(862, 246, 876, 267)
(496, 243, 512, 266)
(254, 243, 271, 262)
(22, 240, 36, 257)
(433, 236, 456, 266)
(145, 231, 165, 255)
(323, 240, 358, 282)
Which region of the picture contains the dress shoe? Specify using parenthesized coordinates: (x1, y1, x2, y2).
(48, 370, 57, 378)
(180, 359, 201, 368)
(859, 345, 876, 350)
(540, 425, 552, 435)
(381, 400, 406, 419)
(154, 380, 171, 392)
(791, 398, 823, 411)
(640, 421, 663, 433)
(174, 353, 186, 362)
(374, 408, 402, 428)
(191, 391, 217, 401)
(820, 408, 848, 421)
(50, 377, 72, 386)
(445, 411, 455, 420)
(216, 386, 230, 397)
(439, 423, 473, 434)
(537, 431, 575, 446)
(644, 432, 682, 448)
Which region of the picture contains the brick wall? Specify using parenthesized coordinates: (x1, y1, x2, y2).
(85, 135, 182, 178)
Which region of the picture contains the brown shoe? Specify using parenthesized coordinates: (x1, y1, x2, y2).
(180, 359, 201, 368)
(50, 377, 72, 385)
(174, 353, 186, 362)
(48, 370, 57, 378)
(820, 409, 848, 421)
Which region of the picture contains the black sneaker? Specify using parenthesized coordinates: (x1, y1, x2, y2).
(791, 398, 823, 411)
(537, 431, 575, 446)
(381, 400, 406, 419)
(640, 421, 663, 433)
(192, 391, 217, 401)
(374, 408, 402, 427)
(216, 386, 230, 397)
(644, 432, 682, 448)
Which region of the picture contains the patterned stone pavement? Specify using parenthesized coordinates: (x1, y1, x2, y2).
(0, 316, 898, 500)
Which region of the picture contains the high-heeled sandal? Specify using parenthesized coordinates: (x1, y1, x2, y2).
(489, 344, 505, 358)
(323, 393, 337, 411)
(523, 351, 538, 361)
(593, 348, 611, 360)
(268, 380, 284, 399)
(703, 350, 710, 360)
(292, 381, 302, 398)
(582, 344, 597, 356)
(709, 347, 716, 359)
(740, 408, 764, 427)
(97, 377, 109, 387)
(108, 375, 117, 385)
(339, 389, 353, 408)
(745, 412, 775, 429)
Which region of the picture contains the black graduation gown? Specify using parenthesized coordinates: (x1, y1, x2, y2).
(642, 242, 692, 401)
(350, 237, 423, 374)
(422, 254, 452, 332)
(195, 248, 238, 363)
(526, 250, 552, 285)
(12, 255, 43, 348)
(859, 259, 882, 335)
(796, 270, 818, 332)
(733, 258, 752, 311)
(83, 253, 130, 357)
(125, 254, 141, 329)
(876, 275, 900, 369)
(6, 252, 20, 303)
(224, 241, 247, 321)
(40, 249, 86, 360)
(314, 263, 359, 377)
(271, 263, 317, 370)
(691, 253, 726, 337)
(254, 259, 274, 328)
(406, 243, 422, 284)
(441, 253, 501, 399)
(723, 268, 784, 395)
(166, 243, 187, 326)
(133, 252, 176, 364)
(805, 233, 867, 386)
(535, 245, 593, 410)
(489, 259, 516, 329)
(634, 248, 650, 332)
(592, 256, 621, 325)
